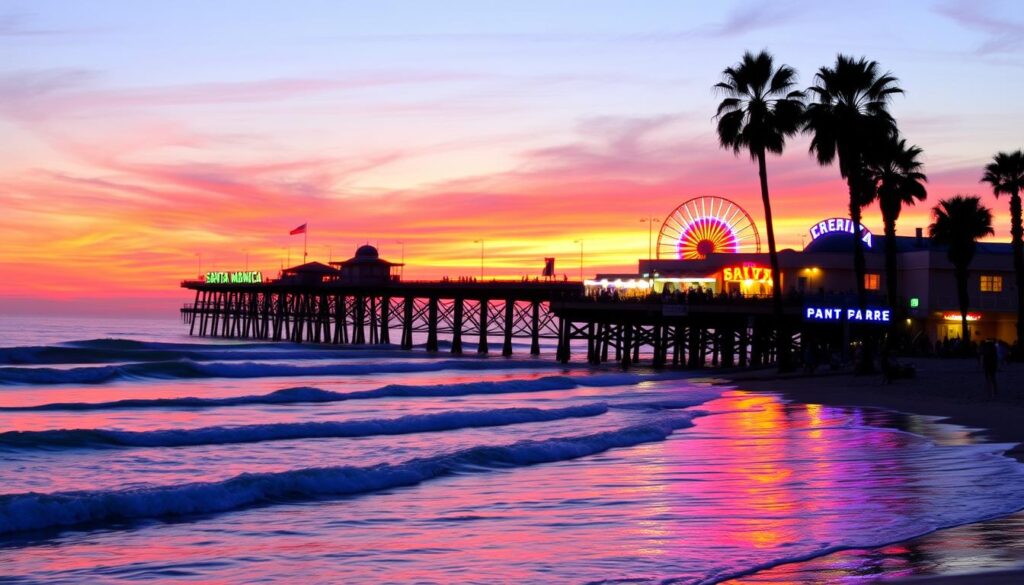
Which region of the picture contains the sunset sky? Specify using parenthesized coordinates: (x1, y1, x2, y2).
(2, 0, 1023, 316)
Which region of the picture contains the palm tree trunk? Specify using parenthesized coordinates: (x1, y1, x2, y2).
(848, 168, 872, 372)
(884, 215, 899, 347)
(956, 263, 971, 355)
(849, 174, 867, 308)
(757, 150, 791, 372)
(1010, 191, 1024, 358)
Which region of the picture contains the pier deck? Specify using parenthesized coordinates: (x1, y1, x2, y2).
(181, 279, 805, 368)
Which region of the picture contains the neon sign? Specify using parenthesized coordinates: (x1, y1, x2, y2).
(809, 218, 873, 248)
(723, 264, 772, 283)
(943, 312, 981, 322)
(205, 271, 263, 284)
(805, 305, 891, 323)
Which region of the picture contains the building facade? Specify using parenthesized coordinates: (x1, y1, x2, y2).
(591, 226, 1018, 346)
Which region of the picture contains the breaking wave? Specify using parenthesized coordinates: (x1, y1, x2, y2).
(0, 338, 542, 366)
(0, 373, 708, 411)
(0, 416, 694, 535)
(0, 357, 565, 386)
(0, 403, 610, 449)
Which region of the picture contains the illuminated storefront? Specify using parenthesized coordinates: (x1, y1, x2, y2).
(590, 211, 1018, 344)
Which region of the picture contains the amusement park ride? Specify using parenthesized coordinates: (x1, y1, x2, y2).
(656, 196, 761, 260)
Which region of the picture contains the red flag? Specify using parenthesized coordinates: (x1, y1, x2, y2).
(290, 223, 307, 235)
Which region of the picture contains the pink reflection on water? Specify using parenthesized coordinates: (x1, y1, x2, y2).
(3, 390, 1023, 584)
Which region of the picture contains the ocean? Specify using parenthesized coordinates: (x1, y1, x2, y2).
(1, 315, 1024, 584)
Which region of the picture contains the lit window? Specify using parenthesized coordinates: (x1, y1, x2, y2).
(980, 275, 1003, 293)
(864, 273, 881, 291)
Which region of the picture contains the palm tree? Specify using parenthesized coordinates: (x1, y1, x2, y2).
(804, 55, 902, 307)
(865, 136, 928, 313)
(982, 150, 1024, 353)
(929, 195, 994, 351)
(714, 50, 805, 371)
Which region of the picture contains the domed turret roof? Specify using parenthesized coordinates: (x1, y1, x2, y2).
(355, 244, 379, 259)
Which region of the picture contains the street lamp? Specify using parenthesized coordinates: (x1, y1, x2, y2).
(243, 249, 249, 271)
(573, 239, 584, 282)
(195, 252, 202, 279)
(640, 216, 660, 260)
(321, 244, 332, 264)
(473, 239, 485, 280)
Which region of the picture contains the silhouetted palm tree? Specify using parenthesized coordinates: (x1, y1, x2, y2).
(804, 55, 902, 306)
(714, 50, 805, 371)
(865, 136, 927, 313)
(982, 150, 1024, 352)
(929, 196, 994, 350)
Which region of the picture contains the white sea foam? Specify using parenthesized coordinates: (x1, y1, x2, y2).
(0, 416, 694, 535)
(0, 403, 610, 449)
(0, 357, 566, 386)
(2, 372, 713, 411)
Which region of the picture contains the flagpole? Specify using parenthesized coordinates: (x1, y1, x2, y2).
(304, 222, 308, 262)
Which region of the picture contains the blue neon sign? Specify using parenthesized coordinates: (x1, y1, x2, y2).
(804, 305, 891, 323)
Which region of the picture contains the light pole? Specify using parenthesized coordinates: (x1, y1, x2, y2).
(244, 249, 249, 271)
(195, 252, 202, 279)
(321, 244, 332, 264)
(640, 217, 660, 261)
(396, 240, 405, 279)
(473, 239, 485, 280)
(573, 239, 584, 282)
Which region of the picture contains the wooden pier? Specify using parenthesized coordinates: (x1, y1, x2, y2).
(181, 279, 802, 369)
(181, 280, 579, 357)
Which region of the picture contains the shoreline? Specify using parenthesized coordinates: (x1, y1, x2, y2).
(724, 357, 1024, 463)
(721, 357, 1024, 583)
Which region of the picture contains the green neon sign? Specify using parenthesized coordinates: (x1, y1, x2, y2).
(206, 271, 263, 284)
(909, 297, 919, 308)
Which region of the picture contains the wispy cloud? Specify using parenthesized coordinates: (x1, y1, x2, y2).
(935, 0, 1024, 54)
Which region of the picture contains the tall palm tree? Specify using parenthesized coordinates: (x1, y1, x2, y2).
(982, 150, 1024, 353)
(714, 50, 805, 371)
(804, 55, 902, 307)
(865, 136, 928, 313)
(929, 195, 994, 351)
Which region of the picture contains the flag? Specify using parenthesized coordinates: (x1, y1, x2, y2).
(290, 223, 307, 235)
(542, 257, 555, 277)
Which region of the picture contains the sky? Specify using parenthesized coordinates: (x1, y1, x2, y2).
(1, 0, 1023, 316)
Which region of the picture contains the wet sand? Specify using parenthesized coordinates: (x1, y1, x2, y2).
(722, 357, 1024, 583)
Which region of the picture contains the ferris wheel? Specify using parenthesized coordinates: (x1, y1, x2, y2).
(656, 196, 761, 260)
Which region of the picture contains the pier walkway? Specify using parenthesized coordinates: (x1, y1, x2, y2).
(180, 279, 810, 368)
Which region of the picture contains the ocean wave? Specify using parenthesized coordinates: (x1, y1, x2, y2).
(1, 373, 711, 411)
(0, 416, 694, 535)
(0, 340, 409, 366)
(0, 403, 610, 449)
(0, 357, 563, 386)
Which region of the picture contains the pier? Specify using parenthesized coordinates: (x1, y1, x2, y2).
(180, 278, 803, 369)
(181, 279, 580, 357)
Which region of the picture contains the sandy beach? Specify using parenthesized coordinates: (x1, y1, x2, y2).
(724, 357, 1024, 583)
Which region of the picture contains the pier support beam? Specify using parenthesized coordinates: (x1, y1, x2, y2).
(426, 296, 439, 352)
(401, 296, 414, 350)
(478, 300, 489, 354)
(380, 296, 391, 344)
(451, 298, 464, 354)
(621, 324, 633, 370)
(502, 299, 514, 357)
(530, 301, 541, 356)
